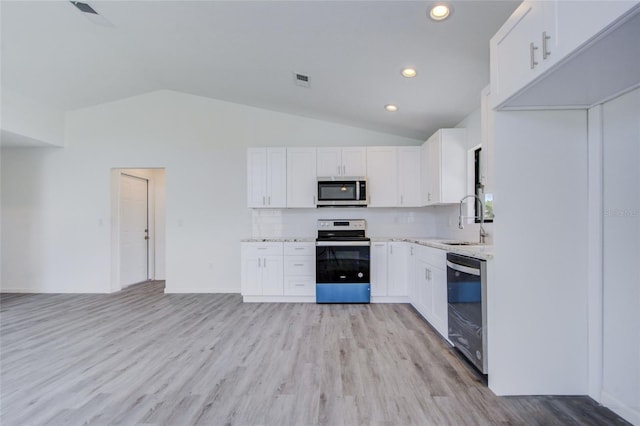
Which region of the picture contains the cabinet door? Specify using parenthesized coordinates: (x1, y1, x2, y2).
(366, 147, 398, 207)
(261, 255, 284, 296)
(490, 1, 555, 108)
(247, 148, 267, 207)
(430, 265, 448, 338)
(287, 148, 317, 208)
(242, 254, 262, 295)
(398, 147, 422, 207)
(370, 242, 388, 297)
(480, 86, 494, 193)
(414, 258, 430, 318)
(555, 1, 639, 61)
(266, 148, 287, 208)
(341, 147, 367, 177)
(387, 243, 408, 296)
(439, 129, 467, 204)
(317, 148, 341, 177)
(426, 133, 441, 205)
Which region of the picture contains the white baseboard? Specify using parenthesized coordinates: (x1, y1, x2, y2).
(371, 296, 410, 303)
(1, 288, 109, 294)
(164, 287, 240, 294)
(601, 391, 640, 425)
(243, 295, 316, 303)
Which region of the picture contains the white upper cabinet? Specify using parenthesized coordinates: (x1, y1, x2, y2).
(422, 129, 466, 205)
(366, 147, 398, 207)
(398, 147, 422, 207)
(286, 148, 317, 208)
(480, 86, 494, 194)
(247, 147, 286, 208)
(367, 146, 421, 207)
(490, 0, 555, 109)
(317, 147, 366, 177)
(491, 0, 640, 109)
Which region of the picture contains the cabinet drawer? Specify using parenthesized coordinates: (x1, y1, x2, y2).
(284, 242, 315, 256)
(284, 276, 316, 296)
(284, 257, 315, 276)
(243, 242, 283, 257)
(416, 245, 446, 268)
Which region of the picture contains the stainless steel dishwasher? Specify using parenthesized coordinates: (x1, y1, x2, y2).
(447, 252, 488, 374)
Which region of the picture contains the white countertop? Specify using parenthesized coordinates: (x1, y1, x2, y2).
(370, 237, 493, 260)
(242, 237, 493, 259)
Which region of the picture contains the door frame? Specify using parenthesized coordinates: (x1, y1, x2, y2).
(110, 168, 157, 293)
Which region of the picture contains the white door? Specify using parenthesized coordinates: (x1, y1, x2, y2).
(120, 174, 149, 287)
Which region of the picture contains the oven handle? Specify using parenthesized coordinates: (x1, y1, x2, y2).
(316, 241, 371, 247)
(446, 260, 480, 276)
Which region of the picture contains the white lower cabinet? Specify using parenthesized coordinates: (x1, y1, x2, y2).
(241, 242, 284, 296)
(241, 241, 315, 300)
(370, 242, 389, 297)
(387, 242, 409, 297)
(413, 245, 448, 340)
(283, 242, 315, 297)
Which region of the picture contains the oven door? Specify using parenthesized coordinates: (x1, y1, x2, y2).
(316, 241, 370, 303)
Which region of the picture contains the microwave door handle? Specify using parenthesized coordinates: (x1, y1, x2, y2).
(356, 182, 360, 201)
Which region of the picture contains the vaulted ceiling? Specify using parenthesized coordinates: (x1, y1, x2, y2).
(1, 1, 519, 141)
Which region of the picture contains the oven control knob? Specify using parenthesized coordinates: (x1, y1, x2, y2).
(358, 272, 363, 278)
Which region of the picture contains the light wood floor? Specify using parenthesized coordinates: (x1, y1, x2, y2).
(1, 281, 628, 425)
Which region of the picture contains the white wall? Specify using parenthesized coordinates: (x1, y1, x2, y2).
(1, 90, 65, 147)
(599, 87, 640, 424)
(1, 90, 420, 293)
(490, 109, 589, 395)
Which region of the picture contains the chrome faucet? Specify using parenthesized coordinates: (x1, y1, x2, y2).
(458, 194, 488, 244)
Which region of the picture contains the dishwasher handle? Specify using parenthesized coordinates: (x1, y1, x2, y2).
(446, 260, 481, 276)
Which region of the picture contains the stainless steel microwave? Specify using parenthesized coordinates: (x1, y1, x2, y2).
(316, 178, 368, 207)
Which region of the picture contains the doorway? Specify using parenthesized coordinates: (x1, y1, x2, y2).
(110, 168, 166, 292)
(120, 174, 149, 287)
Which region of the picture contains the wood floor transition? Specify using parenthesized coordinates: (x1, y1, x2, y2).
(0, 281, 629, 425)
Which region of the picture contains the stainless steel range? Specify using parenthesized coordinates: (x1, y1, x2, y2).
(315, 219, 370, 303)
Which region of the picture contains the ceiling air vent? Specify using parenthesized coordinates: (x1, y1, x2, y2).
(69, 1, 115, 27)
(70, 1, 98, 14)
(294, 73, 311, 88)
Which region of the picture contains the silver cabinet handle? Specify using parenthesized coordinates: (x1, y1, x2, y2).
(263, 258, 266, 268)
(293, 263, 304, 266)
(530, 42, 539, 69)
(262, 196, 266, 205)
(425, 268, 428, 280)
(342, 165, 346, 175)
(542, 31, 551, 60)
(258, 258, 261, 267)
(294, 247, 305, 251)
(390, 245, 393, 254)
(294, 283, 305, 287)
(337, 165, 340, 175)
(268, 196, 271, 205)
(410, 246, 414, 256)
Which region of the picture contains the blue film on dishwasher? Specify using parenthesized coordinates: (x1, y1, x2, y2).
(447, 281, 481, 303)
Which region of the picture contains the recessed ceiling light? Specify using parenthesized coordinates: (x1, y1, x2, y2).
(384, 104, 398, 112)
(401, 68, 417, 78)
(429, 4, 452, 21)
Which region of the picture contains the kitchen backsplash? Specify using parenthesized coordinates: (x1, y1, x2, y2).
(251, 205, 494, 243)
